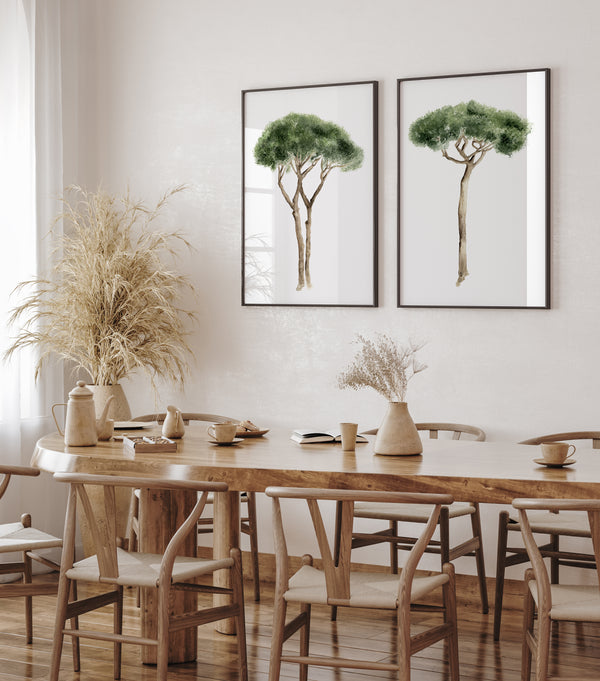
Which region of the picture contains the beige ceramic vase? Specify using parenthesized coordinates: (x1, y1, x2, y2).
(374, 401, 423, 456)
(88, 384, 132, 420)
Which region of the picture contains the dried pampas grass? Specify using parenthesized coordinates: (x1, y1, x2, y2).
(5, 185, 196, 387)
(338, 334, 427, 402)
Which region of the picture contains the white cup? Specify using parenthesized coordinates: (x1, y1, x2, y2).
(340, 422, 358, 452)
(207, 422, 237, 443)
(541, 442, 575, 464)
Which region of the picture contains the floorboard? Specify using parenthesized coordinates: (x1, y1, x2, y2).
(0, 576, 599, 680)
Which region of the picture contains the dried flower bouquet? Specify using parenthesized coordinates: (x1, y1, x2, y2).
(5, 185, 196, 388)
(338, 334, 426, 402)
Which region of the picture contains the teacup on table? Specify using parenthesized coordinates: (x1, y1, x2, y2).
(207, 422, 238, 443)
(541, 442, 576, 465)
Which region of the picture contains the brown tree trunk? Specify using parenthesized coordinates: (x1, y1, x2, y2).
(304, 209, 312, 289)
(293, 197, 305, 291)
(456, 163, 474, 287)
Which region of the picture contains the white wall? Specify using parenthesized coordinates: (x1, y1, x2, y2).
(59, 0, 600, 579)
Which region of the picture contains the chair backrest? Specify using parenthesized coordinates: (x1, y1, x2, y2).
(0, 465, 40, 501)
(53, 473, 227, 581)
(265, 487, 453, 607)
(362, 422, 486, 441)
(519, 431, 600, 448)
(513, 498, 600, 598)
(416, 422, 486, 441)
(132, 413, 237, 425)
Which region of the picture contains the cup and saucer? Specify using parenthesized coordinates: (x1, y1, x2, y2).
(534, 442, 576, 468)
(207, 422, 244, 446)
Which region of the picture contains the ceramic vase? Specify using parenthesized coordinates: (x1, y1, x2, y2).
(374, 401, 423, 456)
(89, 384, 132, 420)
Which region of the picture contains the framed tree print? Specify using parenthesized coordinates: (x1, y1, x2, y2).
(242, 81, 378, 306)
(398, 69, 550, 308)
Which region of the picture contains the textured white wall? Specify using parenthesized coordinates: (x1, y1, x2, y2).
(60, 0, 600, 578)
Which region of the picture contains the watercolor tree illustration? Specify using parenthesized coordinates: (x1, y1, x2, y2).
(254, 112, 364, 291)
(409, 100, 531, 286)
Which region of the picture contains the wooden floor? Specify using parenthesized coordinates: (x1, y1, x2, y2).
(1, 576, 600, 680)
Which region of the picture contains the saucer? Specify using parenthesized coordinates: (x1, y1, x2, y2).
(534, 457, 576, 468)
(236, 429, 269, 438)
(209, 438, 243, 446)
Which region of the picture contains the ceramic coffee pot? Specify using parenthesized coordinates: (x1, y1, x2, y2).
(52, 381, 114, 446)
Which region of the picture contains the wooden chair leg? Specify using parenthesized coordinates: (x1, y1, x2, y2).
(114, 586, 123, 680)
(268, 595, 287, 681)
(442, 563, 460, 681)
(23, 551, 33, 644)
(470, 503, 489, 614)
(550, 533, 559, 584)
(534, 607, 551, 681)
(522, 579, 535, 681)
(439, 506, 450, 565)
(299, 603, 311, 681)
(156, 583, 171, 681)
(494, 510, 510, 641)
(230, 548, 248, 681)
(70, 580, 80, 672)
(245, 492, 260, 601)
(390, 520, 399, 574)
(331, 500, 343, 622)
(49, 574, 70, 681)
(396, 597, 412, 681)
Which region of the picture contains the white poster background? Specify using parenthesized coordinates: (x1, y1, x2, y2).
(244, 82, 376, 306)
(399, 70, 547, 307)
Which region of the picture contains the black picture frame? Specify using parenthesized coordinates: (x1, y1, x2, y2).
(242, 81, 378, 307)
(397, 68, 550, 309)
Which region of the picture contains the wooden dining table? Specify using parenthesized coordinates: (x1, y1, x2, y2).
(32, 425, 600, 663)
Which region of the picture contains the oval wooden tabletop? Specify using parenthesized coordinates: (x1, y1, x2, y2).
(32, 426, 600, 503)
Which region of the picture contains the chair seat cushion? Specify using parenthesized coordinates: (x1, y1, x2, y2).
(528, 581, 600, 621)
(0, 522, 62, 553)
(283, 564, 448, 609)
(353, 501, 474, 522)
(508, 510, 591, 537)
(67, 547, 234, 588)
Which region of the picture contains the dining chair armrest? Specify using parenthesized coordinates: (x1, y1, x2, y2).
(0, 464, 41, 477)
(513, 498, 600, 512)
(53, 472, 228, 494)
(265, 487, 454, 506)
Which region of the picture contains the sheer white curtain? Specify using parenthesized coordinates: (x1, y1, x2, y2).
(0, 0, 65, 528)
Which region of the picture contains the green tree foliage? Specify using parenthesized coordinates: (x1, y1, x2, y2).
(409, 100, 531, 286)
(254, 112, 363, 291)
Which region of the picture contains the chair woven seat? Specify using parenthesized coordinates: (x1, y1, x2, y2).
(67, 547, 234, 587)
(0, 523, 62, 552)
(528, 581, 600, 621)
(508, 510, 590, 537)
(285, 563, 449, 609)
(354, 501, 475, 521)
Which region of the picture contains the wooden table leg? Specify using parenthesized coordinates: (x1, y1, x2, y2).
(139, 488, 198, 664)
(213, 490, 240, 635)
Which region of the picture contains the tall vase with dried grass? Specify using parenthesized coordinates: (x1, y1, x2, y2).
(338, 334, 427, 455)
(4, 185, 196, 420)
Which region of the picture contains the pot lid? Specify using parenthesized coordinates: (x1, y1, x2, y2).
(68, 380, 93, 399)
